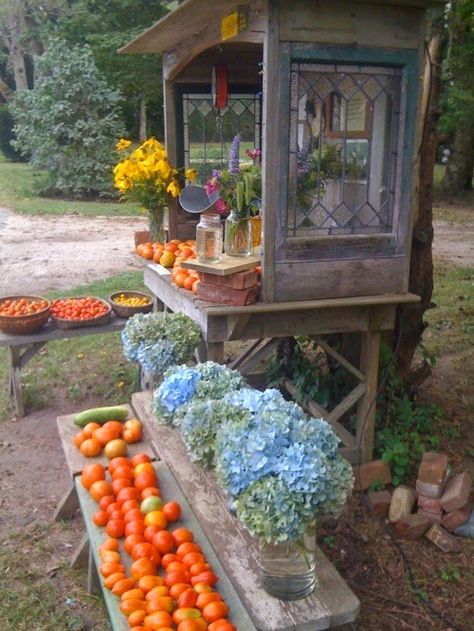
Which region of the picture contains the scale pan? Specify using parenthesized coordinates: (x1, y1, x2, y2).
(179, 185, 220, 214)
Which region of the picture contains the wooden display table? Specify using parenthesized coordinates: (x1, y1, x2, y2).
(144, 262, 419, 463)
(132, 390, 361, 630)
(0, 315, 126, 417)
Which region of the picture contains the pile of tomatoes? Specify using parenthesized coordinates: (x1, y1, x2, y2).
(0, 297, 49, 317)
(73, 419, 143, 458)
(82, 454, 235, 631)
(136, 240, 196, 269)
(51, 296, 109, 321)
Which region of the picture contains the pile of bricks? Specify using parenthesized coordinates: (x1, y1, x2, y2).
(354, 454, 473, 551)
(196, 268, 260, 306)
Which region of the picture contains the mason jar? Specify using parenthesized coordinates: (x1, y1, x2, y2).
(196, 213, 223, 263)
(224, 211, 253, 257)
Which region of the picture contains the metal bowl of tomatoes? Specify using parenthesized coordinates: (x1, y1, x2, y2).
(0, 295, 51, 335)
(50, 296, 111, 329)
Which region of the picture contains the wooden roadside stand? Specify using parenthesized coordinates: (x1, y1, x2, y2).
(118, 1, 442, 628)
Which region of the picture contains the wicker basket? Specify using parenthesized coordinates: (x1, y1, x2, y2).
(51, 297, 111, 330)
(0, 295, 51, 335)
(109, 291, 153, 319)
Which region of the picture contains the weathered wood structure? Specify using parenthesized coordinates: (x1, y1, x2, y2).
(121, 0, 440, 463)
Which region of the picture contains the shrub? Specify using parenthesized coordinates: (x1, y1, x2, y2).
(10, 38, 124, 198)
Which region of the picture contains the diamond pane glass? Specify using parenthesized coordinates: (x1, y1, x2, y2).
(287, 63, 402, 238)
(183, 93, 261, 184)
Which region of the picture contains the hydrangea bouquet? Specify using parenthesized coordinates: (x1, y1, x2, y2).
(121, 312, 201, 377)
(153, 361, 245, 424)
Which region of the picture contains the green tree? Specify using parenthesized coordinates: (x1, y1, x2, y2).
(439, 0, 474, 193)
(11, 38, 124, 197)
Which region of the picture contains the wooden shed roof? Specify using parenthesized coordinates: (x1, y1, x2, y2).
(119, 0, 443, 56)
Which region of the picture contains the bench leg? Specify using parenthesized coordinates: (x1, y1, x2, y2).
(8, 347, 25, 417)
(54, 484, 79, 521)
(87, 545, 101, 595)
(70, 533, 89, 570)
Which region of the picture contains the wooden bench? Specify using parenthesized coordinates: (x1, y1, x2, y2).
(0, 315, 126, 417)
(132, 390, 361, 630)
(54, 407, 257, 630)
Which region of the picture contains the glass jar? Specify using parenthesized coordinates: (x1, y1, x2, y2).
(224, 211, 253, 257)
(258, 525, 317, 600)
(196, 213, 223, 263)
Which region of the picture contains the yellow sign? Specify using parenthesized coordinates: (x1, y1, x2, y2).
(221, 9, 248, 41)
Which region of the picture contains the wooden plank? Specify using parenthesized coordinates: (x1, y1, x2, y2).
(163, 76, 179, 240)
(75, 460, 256, 630)
(56, 405, 155, 477)
(183, 254, 260, 276)
(282, 379, 357, 449)
(132, 391, 360, 630)
(230, 338, 279, 374)
(261, 1, 281, 302)
(273, 256, 407, 302)
(53, 484, 79, 521)
(328, 384, 366, 426)
(279, 0, 424, 49)
(313, 338, 366, 383)
(70, 533, 89, 570)
(0, 314, 126, 348)
(202, 292, 420, 316)
(356, 331, 381, 462)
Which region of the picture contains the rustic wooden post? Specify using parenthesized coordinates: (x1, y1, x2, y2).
(356, 330, 381, 462)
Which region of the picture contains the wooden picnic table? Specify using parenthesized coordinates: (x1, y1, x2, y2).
(0, 315, 126, 417)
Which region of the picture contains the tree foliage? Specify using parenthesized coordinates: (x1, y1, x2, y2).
(11, 38, 124, 197)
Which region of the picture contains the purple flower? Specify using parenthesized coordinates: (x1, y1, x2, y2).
(228, 135, 241, 174)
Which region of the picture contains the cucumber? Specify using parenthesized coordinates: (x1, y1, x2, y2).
(74, 405, 128, 427)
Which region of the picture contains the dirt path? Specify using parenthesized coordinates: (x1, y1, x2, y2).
(0, 207, 148, 294)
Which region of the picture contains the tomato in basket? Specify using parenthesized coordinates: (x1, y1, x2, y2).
(51, 297, 109, 320)
(0, 298, 49, 317)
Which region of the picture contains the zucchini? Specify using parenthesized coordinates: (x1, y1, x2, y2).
(74, 405, 128, 427)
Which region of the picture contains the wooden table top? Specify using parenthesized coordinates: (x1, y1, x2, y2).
(144, 262, 420, 317)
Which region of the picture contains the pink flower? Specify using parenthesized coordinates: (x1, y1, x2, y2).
(245, 148, 261, 162)
(216, 198, 229, 216)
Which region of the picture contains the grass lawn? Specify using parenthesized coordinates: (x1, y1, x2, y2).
(0, 157, 141, 217)
(0, 272, 146, 422)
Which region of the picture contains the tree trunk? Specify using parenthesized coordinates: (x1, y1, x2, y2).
(5, 13, 28, 91)
(139, 94, 147, 141)
(397, 34, 443, 388)
(441, 125, 474, 192)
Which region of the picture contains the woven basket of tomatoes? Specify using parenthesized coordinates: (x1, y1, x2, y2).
(0, 295, 51, 335)
(50, 296, 111, 329)
(109, 291, 153, 319)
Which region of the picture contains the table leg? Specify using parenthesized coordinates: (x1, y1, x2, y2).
(356, 331, 381, 463)
(70, 533, 89, 570)
(54, 484, 79, 521)
(87, 545, 101, 595)
(8, 347, 25, 417)
(206, 342, 224, 364)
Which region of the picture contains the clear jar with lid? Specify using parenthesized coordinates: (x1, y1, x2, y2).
(196, 213, 223, 263)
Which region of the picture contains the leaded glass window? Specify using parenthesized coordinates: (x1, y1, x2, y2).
(182, 93, 261, 184)
(288, 63, 403, 238)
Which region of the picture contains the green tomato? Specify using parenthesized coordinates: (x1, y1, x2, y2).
(140, 496, 164, 514)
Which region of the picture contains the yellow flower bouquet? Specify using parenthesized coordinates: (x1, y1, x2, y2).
(114, 137, 196, 242)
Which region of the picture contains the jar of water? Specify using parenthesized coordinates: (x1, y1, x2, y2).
(196, 213, 223, 263)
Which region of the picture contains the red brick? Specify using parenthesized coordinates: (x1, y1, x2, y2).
(396, 513, 432, 540)
(417, 452, 448, 486)
(389, 486, 416, 523)
(417, 495, 442, 513)
(198, 270, 258, 289)
(353, 460, 392, 491)
(415, 478, 444, 499)
(441, 472, 472, 513)
(441, 505, 471, 533)
(417, 508, 443, 524)
(196, 282, 259, 306)
(367, 490, 392, 517)
(425, 523, 461, 552)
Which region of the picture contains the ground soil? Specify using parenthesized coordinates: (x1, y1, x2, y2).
(0, 204, 472, 630)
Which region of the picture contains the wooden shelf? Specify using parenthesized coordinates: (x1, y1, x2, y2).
(182, 254, 260, 276)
